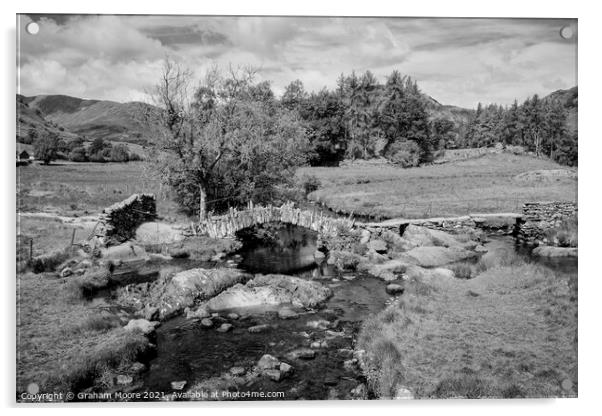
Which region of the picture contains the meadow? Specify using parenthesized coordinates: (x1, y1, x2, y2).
(300, 153, 577, 219)
(17, 161, 176, 217)
(357, 253, 578, 399)
(17, 161, 183, 258)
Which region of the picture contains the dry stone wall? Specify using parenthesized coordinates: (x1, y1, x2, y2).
(100, 193, 157, 245)
(517, 201, 577, 245)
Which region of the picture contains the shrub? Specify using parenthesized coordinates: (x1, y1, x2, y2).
(110, 144, 130, 162)
(88, 152, 106, 163)
(128, 152, 143, 161)
(68, 146, 88, 162)
(29, 249, 71, 273)
(368, 338, 404, 398)
(451, 263, 473, 279)
(66, 267, 112, 299)
(544, 216, 577, 247)
(298, 174, 321, 195)
(385, 140, 421, 168)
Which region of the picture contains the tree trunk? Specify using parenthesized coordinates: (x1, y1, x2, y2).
(199, 185, 207, 221)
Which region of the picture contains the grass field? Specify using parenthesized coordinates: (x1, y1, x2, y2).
(17, 161, 187, 258)
(357, 257, 578, 398)
(300, 153, 577, 219)
(17, 161, 179, 216)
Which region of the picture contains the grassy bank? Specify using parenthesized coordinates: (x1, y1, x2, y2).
(16, 271, 151, 396)
(357, 258, 578, 398)
(300, 153, 577, 219)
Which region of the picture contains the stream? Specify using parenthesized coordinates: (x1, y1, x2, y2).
(138, 225, 390, 400)
(122, 224, 576, 400)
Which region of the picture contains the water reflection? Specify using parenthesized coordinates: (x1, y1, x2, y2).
(234, 224, 320, 274)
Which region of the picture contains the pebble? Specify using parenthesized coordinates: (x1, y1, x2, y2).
(60, 267, 73, 277)
(200, 318, 213, 328)
(116, 375, 133, 386)
(217, 323, 233, 332)
(171, 380, 187, 390)
(229, 367, 246, 377)
(386, 283, 405, 295)
(278, 308, 299, 320)
(248, 324, 271, 333)
(288, 348, 316, 360)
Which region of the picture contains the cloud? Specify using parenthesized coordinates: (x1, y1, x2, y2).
(17, 15, 577, 108)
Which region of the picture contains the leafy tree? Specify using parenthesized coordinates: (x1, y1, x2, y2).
(379, 72, 431, 162)
(150, 59, 310, 219)
(33, 132, 60, 164)
(281, 79, 308, 112)
(66, 137, 85, 152)
(68, 146, 88, 162)
(431, 118, 455, 149)
(303, 89, 346, 166)
(24, 129, 38, 145)
(89, 137, 109, 156)
(110, 143, 130, 162)
(385, 140, 421, 167)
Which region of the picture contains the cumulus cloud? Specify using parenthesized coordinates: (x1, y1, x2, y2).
(17, 15, 577, 107)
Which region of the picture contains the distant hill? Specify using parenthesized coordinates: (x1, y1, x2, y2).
(543, 86, 577, 132)
(422, 95, 474, 126)
(16, 94, 76, 143)
(17, 94, 161, 145)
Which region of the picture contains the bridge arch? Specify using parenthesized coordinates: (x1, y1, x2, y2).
(196, 202, 354, 239)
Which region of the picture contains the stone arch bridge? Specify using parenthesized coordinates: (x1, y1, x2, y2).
(196, 202, 355, 239)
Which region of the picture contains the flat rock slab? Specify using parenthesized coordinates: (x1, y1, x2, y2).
(399, 246, 477, 268)
(160, 268, 251, 318)
(204, 274, 332, 311)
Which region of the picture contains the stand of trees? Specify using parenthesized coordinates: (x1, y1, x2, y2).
(460, 94, 577, 166)
(151, 59, 577, 216)
(68, 138, 141, 163)
(282, 70, 435, 166)
(30, 132, 141, 164)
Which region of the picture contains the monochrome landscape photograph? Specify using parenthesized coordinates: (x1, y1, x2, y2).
(16, 14, 577, 402)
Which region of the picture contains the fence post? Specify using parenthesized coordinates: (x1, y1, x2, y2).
(70, 228, 77, 246)
(29, 239, 33, 260)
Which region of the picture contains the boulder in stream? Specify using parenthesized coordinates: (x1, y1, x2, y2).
(386, 283, 404, 295)
(248, 324, 272, 333)
(396, 246, 477, 268)
(160, 268, 251, 318)
(202, 274, 332, 312)
(278, 307, 299, 320)
(216, 323, 233, 333)
(124, 319, 159, 335)
(287, 348, 316, 360)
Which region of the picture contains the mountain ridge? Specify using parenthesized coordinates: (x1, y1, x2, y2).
(16, 86, 577, 146)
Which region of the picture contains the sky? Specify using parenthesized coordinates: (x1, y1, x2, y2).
(17, 14, 577, 108)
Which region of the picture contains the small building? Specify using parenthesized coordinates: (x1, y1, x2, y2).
(16, 150, 33, 166)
